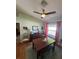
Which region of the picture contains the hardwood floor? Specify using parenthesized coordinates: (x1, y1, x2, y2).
(16, 42, 31, 59)
(16, 40, 62, 59)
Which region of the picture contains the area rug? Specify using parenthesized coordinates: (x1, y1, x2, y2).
(25, 45, 62, 59)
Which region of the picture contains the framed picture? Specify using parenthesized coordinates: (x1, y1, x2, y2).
(23, 27, 27, 30)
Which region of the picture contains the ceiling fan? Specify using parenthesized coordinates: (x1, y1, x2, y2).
(33, 9, 56, 18)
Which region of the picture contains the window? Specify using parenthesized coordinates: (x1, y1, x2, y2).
(48, 24, 56, 37)
(32, 26, 39, 34)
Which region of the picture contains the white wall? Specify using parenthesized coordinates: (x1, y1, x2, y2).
(16, 13, 43, 39)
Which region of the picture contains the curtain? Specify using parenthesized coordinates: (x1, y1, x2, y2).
(55, 21, 62, 47)
(44, 22, 48, 38)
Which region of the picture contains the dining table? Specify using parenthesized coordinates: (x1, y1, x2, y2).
(32, 37, 55, 59)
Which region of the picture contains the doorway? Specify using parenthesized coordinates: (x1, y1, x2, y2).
(16, 23, 20, 37)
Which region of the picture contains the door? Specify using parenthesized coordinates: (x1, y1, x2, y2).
(16, 23, 20, 36)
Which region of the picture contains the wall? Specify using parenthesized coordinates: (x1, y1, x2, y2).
(16, 13, 43, 40)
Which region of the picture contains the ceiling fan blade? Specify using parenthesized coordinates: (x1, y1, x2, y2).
(45, 11, 56, 15)
(33, 11, 42, 15)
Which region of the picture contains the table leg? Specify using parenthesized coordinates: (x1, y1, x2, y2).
(32, 42, 34, 49)
(37, 52, 39, 59)
(37, 51, 44, 59)
(41, 54, 44, 59)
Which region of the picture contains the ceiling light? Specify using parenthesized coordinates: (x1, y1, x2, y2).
(41, 0, 48, 7)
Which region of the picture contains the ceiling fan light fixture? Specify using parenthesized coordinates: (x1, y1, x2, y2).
(41, 14, 45, 18)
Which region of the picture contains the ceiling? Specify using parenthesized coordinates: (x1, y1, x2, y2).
(16, 0, 62, 23)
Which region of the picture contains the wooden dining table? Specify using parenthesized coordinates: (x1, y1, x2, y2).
(32, 37, 55, 59)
